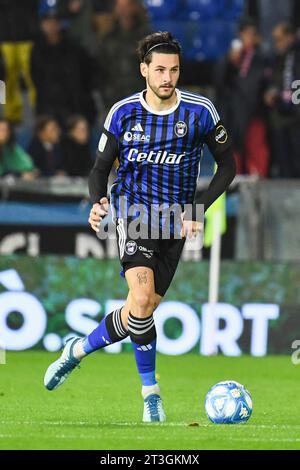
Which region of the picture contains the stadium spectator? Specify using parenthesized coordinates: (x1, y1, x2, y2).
(96, 0, 151, 109)
(30, 10, 97, 126)
(244, 0, 300, 52)
(215, 18, 269, 176)
(0, 0, 38, 124)
(61, 115, 93, 176)
(27, 115, 65, 177)
(56, 0, 97, 56)
(264, 22, 300, 178)
(0, 119, 36, 179)
(92, 0, 115, 41)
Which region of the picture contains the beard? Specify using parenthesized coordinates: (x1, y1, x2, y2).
(148, 80, 177, 100)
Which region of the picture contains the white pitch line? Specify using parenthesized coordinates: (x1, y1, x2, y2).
(0, 434, 300, 444)
(214, 437, 300, 443)
(0, 434, 97, 440)
(1, 421, 300, 430)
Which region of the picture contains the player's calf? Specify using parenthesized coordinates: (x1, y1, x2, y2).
(128, 312, 166, 422)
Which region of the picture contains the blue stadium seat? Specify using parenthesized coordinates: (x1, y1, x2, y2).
(150, 19, 205, 61)
(180, 0, 244, 22)
(38, 0, 58, 16)
(150, 19, 186, 47)
(202, 21, 234, 59)
(220, 0, 244, 20)
(183, 20, 207, 60)
(150, 18, 237, 61)
(182, 0, 223, 21)
(144, 0, 182, 20)
(183, 19, 238, 61)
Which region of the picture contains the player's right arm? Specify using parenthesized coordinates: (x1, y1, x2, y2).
(88, 129, 118, 232)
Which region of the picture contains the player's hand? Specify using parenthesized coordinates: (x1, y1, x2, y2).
(88, 197, 109, 233)
(180, 218, 204, 239)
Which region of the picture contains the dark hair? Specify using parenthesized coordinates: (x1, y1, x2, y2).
(65, 114, 89, 134)
(276, 21, 296, 36)
(239, 17, 259, 33)
(137, 31, 181, 64)
(0, 118, 15, 148)
(34, 115, 58, 135)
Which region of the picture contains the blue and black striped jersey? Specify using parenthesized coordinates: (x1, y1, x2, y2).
(89, 88, 235, 222)
(101, 89, 223, 213)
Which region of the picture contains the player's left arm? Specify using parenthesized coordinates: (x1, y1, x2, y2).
(196, 121, 236, 214)
(88, 129, 118, 232)
(183, 120, 236, 235)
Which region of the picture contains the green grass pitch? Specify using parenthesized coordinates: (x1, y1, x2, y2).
(0, 352, 299, 450)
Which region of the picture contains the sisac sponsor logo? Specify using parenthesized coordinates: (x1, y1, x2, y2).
(124, 131, 150, 142)
(128, 148, 185, 164)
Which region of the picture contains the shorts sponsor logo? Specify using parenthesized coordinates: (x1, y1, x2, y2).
(138, 246, 154, 258)
(125, 240, 138, 255)
(215, 125, 228, 144)
(138, 246, 148, 252)
(174, 121, 187, 137)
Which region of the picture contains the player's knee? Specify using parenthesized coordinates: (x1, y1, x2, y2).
(133, 292, 155, 317)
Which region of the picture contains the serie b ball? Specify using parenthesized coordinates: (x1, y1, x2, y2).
(205, 380, 253, 424)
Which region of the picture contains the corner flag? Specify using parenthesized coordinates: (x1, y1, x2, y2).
(204, 190, 227, 248)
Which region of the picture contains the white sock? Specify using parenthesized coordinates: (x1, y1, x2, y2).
(142, 383, 160, 399)
(72, 339, 87, 360)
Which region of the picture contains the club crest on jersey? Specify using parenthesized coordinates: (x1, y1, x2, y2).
(174, 121, 187, 138)
(125, 240, 138, 255)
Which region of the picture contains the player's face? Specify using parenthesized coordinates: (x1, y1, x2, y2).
(141, 53, 180, 100)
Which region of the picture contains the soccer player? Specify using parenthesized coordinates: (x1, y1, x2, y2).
(44, 32, 236, 422)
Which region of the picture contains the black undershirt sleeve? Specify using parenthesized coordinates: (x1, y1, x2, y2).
(187, 121, 236, 221)
(88, 129, 118, 204)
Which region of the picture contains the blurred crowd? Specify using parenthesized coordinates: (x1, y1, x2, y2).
(0, 0, 299, 180)
(215, 17, 300, 178)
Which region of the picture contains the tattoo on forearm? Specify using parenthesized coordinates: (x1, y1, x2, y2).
(137, 271, 148, 285)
